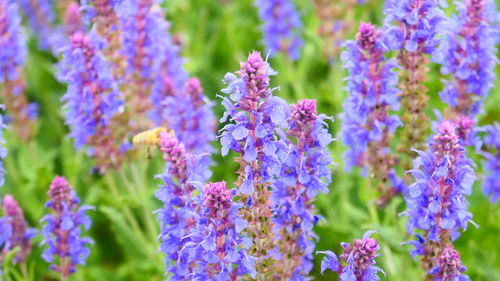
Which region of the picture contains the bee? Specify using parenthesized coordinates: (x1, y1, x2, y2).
(132, 127, 171, 159)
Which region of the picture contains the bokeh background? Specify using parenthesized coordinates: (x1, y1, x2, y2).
(1, 0, 499, 280)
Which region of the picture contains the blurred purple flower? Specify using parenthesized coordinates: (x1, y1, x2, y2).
(482, 123, 500, 203)
(16, 0, 56, 50)
(0, 106, 6, 187)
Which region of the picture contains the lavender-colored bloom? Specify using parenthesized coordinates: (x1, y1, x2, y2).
(1, 195, 36, 263)
(0, 106, 6, 187)
(219, 51, 289, 278)
(40, 176, 94, 278)
(0, 0, 26, 83)
(404, 120, 474, 274)
(154, 130, 211, 278)
(482, 123, 500, 203)
(255, 0, 303, 60)
(181, 181, 256, 280)
(63, 2, 86, 36)
(16, 0, 56, 50)
(318, 231, 384, 281)
(434, 0, 499, 119)
(428, 247, 470, 281)
(59, 31, 124, 172)
(272, 99, 334, 279)
(340, 22, 403, 205)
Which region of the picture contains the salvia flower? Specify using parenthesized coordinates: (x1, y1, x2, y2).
(154, 130, 211, 278)
(482, 123, 500, 203)
(17, 0, 56, 50)
(428, 246, 470, 281)
(180, 181, 256, 280)
(41, 176, 94, 279)
(404, 120, 474, 274)
(1, 195, 36, 264)
(318, 231, 384, 280)
(384, 0, 445, 165)
(63, 2, 86, 37)
(219, 51, 289, 278)
(340, 22, 403, 205)
(0, 216, 12, 276)
(0, 0, 37, 141)
(255, 0, 303, 60)
(434, 0, 499, 120)
(272, 99, 334, 279)
(59, 31, 124, 172)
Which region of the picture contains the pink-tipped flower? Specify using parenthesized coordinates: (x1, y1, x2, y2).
(63, 2, 85, 36)
(429, 247, 469, 281)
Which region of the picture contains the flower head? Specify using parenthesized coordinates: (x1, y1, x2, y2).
(16, 0, 57, 50)
(429, 247, 470, 281)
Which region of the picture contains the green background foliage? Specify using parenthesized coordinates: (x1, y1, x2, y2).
(1, 0, 499, 280)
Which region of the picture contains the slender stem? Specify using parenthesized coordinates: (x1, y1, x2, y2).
(20, 262, 28, 281)
(60, 257, 68, 281)
(130, 162, 157, 242)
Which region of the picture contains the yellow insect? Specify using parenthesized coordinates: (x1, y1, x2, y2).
(132, 127, 171, 158)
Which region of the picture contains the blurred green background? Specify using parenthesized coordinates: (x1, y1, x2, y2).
(1, 0, 499, 280)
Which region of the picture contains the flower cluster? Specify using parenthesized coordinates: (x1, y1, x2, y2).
(41, 176, 94, 278)
(0, 0, 37, 141)
(384, 0, 445, 165)
(63, 2, 85, 37)
(17, 0, 57, 50)
(404, 120, 474, 277)
(272, 99, 334, 279)
(428, 246, 470, 281)
(59, 31, 124, 172)
(1, 195, 36, 264)
(318, 231, 384, 280)
(434, 0, 499, 122)
(255, 0, 303, 60)
(340, 22, 403, 205)
(219, 51, 289, 278)
(482, 123, 500, 203)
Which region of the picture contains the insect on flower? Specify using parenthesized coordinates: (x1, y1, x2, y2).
(132, 127, 172, 158)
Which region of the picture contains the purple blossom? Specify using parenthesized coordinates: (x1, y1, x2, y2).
(340, 22, 403, 205)
(0, 106, 6, 187)
(272, 99, 334, 279)
(318, 231, 384, 281)
(404, 120, 474, 275)
(433, 0, 499, 119)
(0, 216, 12, 275)
(16, 0, 56, 50)
(59, 31, 124, 172)
(154, 130, 211, 278)
(482, 123, 500, 203)
(41, 176, 94, 278)
(255, 0, 303, 60)
(219, 51, 289, 279)
(63, 2, 85, 36)
(428, 247, 470, 281)
(1, 195, 36, 264)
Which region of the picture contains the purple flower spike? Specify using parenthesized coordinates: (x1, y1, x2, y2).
(59, 31, 124, 172)
(429, 247, 470, 281)
(41, 176, 94, 279)
(340, 22, 403, 205)
(273, 99, 334, 279)
(63, 2, 85, 36)
(318, 231, 384, 281)
(255, 0, 303, 60)
(434, 0, 499, 121)
(0, 216, 12, 274)
(404, 120, 474, 276)
(1, 195, 36, 264)
(483, 124, 500, 203)
(219, 51, 289, 279)
(17, 0, 56, 50)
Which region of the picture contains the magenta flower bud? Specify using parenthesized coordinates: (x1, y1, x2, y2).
(432, 120, 461, 162)
(429, 247, 469, 280)
(356, 22, 377, 50)
(185, 78, 204, 108)
(204, 181, 232, 220)
(64, 2, 85, 36)
(2, 195, 35, 264)
(291, 99, 317, 125)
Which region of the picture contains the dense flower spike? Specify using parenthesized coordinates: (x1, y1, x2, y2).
(482, 123, 500, 203)
(41, 176, 93, 279)
(318, 231, 384, 280)
(272, 99, 334, 279)
(384, 0, 445, 167)
(219, 51, 289, 279)
(255, 0, 303, 60)
(340, 22, 403, 205)
(154, 130, 211, 278)
(404, 120, 474, 277)
(428, 246, 470, 281)
(0, 0, 37, 141)
(17, 0, 56, 50)
(434, 0, 499, 124)
(59, 31, 124, 172)
(181, 181, 256, 280)
(1, 195, 36, 263)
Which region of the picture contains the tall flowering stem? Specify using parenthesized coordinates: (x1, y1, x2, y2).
(482, 124, 500, 203)
(219, 51, 289, 279)
(272, 99, 333, 279)
(404, 120, 474, 279)
(340, 23, 403, 205)
(1, 195, 36, 264)
(0, 0, 37, 142)
(255, 0, 303, 60)
(318, 231, 384, 280)
(59, 32, 124, 172)
(154, 130, 211, 278)
(384, 0, 444, 167)
(434, 0, 499, 143)
(41, 176, 94, 280)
